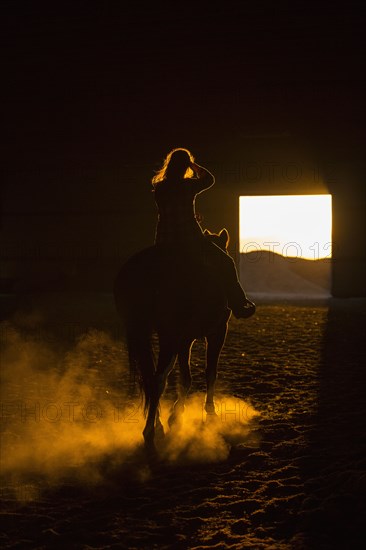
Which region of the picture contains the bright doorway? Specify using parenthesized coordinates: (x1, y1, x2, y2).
(239, 195, 332, 299)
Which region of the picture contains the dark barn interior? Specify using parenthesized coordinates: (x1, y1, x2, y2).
(2, 3, 365, 301)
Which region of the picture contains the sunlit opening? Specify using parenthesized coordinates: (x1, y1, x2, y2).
(240, 195, 332, 260)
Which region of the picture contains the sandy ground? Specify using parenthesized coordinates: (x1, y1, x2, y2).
(1, 293, 366, 549)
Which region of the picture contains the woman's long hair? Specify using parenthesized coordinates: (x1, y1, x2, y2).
(152, 148, 195, 187)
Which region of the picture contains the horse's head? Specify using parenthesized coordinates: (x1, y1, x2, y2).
(203, 228, 229, 252)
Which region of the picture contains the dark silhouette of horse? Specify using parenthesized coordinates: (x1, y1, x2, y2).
(114, 229, 254, 450)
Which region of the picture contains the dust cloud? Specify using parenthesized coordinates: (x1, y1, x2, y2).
(0, 320, 260, 501)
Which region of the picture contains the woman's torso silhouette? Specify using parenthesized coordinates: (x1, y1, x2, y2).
(153, 176, 213, 245)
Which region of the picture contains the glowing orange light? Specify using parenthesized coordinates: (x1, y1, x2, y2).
(239, 194, 332, 260)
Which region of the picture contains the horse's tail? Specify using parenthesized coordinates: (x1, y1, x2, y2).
(114, 253, 156, 417)
(124, 316, 155, 417)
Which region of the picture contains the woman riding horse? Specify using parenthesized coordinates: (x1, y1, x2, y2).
(114, 148, 255, 450)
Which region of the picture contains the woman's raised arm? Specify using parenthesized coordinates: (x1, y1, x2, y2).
(190, 162, 215, 193)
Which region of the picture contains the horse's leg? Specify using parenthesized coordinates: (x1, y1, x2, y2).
(205, 323, 228, 416)
(143, 338, 177, 448)
(154, 347, 177, 440)
(169, 339, 193, 427)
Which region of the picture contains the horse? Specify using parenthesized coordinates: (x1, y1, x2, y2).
(113, 229, 247, 450)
